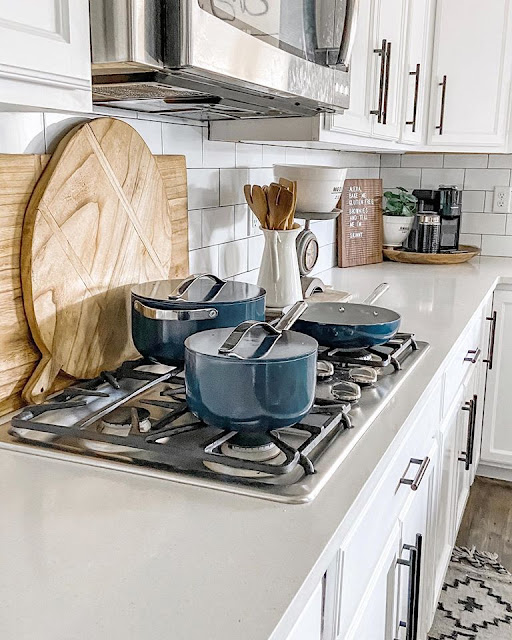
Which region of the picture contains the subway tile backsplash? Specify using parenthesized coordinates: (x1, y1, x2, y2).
(381, 153, 512, 258)
(3, 108, 512, 273)
(0, 109, 382, 282)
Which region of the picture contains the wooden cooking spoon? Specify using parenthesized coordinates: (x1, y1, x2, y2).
(267, 182, 282, 229)
(244, 184, 268, 228)
(275, 187, 295, 230)
(278, 178, 297, 229)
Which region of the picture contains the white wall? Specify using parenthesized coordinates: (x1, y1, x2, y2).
(0, 110, 380, 283)
(381, 153, 512, 257)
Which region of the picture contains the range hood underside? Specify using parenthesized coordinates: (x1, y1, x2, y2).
(92, 70, 341, 121)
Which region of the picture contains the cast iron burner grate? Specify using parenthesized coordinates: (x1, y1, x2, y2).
(322, 333, 418, 371)
(9, 358, 351, 480)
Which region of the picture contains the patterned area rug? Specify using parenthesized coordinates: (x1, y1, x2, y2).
(428, 547, 512, 639)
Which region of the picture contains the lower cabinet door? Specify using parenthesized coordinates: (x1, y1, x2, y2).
(284, 581, 323, 640)
(397, 441, 438, 640)
(481, 287, 512, 467)
(343, 523, 402, 640)
(433, 389, 461, 611)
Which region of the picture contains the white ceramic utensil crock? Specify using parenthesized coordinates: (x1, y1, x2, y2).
(258, 225, 303, 309)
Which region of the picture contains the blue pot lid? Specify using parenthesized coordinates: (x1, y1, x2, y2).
(185, 327, 318, 362)
(132, 278, 265, 306)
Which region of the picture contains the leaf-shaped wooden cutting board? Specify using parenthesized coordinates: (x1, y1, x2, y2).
(21, 118, 187, 403)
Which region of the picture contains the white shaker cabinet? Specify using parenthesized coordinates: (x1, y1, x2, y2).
(481, 288, 512, 470)
(0, 0, 92, 112)
(326, 0, 374, 138)
(397, 441, 438, 640)
(368, 0, 407, 140)
(342, 523, 402, 640)
(329, 0, 408, 142)
(284, 581, 323, 640)
(400, 0, 435, 144)
(427, 0, 512, 149)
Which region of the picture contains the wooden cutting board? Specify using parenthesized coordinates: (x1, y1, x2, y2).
(19, 118, 188, 404)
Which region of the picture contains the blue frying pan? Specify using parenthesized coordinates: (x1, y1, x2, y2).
(293, 283, 401, 351)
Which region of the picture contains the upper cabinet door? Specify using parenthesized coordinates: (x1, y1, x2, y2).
(0, 0, 91, 112)
(427, 0, 512, 149)
(400, 0, 435, 144)
(328, 0, 374, 137)
(369, 0, 407, 140)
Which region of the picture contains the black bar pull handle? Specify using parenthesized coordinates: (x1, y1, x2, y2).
(435, 75, 447, 135)
(399, 457, 430, 491)
(464, 347, 481, 364)
(370, 39, 387, 122)
(406, 63, 421, 132)
(484, 311, 497, 369)
(397, 534, 423, 640)
(382, 41, 392, 125)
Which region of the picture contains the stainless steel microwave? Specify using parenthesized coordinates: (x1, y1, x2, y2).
(91, 0, 359, 120)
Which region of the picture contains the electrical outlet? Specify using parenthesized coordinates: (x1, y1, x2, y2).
(247, 211, 260, 236)
(493, 186, 512, 213)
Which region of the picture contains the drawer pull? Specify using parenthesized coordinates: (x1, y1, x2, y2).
(459, 395, 478, 471)
(399, 457, 430, 491)
(464, 347, 481, 363)
(484, 312, 497, 370)
(397, 533, 423, 640)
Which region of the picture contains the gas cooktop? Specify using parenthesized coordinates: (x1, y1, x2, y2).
(1, 335, 429, 503)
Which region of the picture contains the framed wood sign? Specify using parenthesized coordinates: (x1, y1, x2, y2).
(337, 178, 383, 268)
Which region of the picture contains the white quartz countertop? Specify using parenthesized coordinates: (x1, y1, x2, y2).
(2, 257, 512, 640)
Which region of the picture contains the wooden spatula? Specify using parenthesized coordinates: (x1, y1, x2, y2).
(275, 187, 295, 230)
(267, 182, 282, 229)
(244, 184, 268, 228)
(279, 178, 297, 229)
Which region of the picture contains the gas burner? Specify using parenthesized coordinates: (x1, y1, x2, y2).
(83, 406, 152, 453)
(204, 439, 288, 478)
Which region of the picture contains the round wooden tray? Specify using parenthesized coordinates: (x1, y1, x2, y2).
(383, 245, 481, 264)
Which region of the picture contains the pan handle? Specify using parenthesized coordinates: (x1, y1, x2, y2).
(168, 273, 227, 301)
(362, 282, 390, 305)
(218, 301, 308, 359)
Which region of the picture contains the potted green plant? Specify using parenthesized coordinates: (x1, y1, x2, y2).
(382, 187, 418, 247)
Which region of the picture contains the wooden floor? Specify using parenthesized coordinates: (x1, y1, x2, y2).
(456, 476, 512, 570)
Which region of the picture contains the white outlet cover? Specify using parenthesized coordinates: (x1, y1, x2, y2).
(248, 212, 260, 236)
(493, 186, 512, 213)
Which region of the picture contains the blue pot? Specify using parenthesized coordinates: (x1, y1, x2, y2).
(131, 274, 265, 364)
(184, 327, 318, 432)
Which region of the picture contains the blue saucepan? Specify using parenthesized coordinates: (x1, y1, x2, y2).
(293, 283, 401, 351)
(131, 274, 265, 364)
(184, 301, 318, 433)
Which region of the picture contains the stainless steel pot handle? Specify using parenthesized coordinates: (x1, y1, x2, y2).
(218, 301, 308, 359)
(362, 282, 390, 305)
(168, 273, 227, 301)
(133, 300, 218, 321)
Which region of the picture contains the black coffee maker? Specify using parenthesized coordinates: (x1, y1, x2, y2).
(407, 185, 462, 251)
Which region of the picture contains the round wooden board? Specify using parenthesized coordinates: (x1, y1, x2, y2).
(383, 245, 480, 265)
(21, 118, 178, 402)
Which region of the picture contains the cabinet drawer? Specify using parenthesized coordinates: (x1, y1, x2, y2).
(442, 316, 482, 416)
(336, 383, 441, 638)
